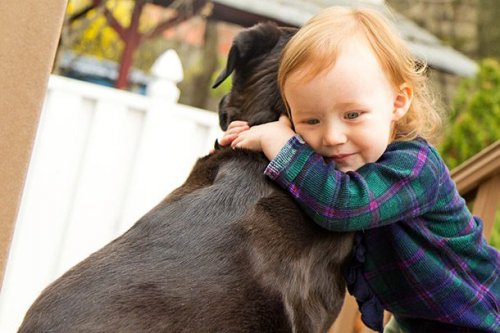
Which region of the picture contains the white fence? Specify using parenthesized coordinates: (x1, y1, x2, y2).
(0, 54, 222, 332)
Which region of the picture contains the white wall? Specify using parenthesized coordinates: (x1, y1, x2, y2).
(0, 62, 222, 331)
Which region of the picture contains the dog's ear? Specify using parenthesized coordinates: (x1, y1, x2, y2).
(212, 22, 282, 88)
(212, 46, 239, 88)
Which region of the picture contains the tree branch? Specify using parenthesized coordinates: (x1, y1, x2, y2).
(103, 6, 126, 40)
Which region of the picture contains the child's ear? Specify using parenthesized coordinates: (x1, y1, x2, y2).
(393, 83, 413, 121)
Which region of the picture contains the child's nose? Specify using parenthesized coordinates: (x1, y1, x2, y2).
(322, 124, 347, 146)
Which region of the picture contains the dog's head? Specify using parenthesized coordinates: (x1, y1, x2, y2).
(213, 23, 296, 131)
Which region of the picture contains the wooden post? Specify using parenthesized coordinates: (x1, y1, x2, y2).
(472, 174, 500, 241)
(0, 0, 68, 289)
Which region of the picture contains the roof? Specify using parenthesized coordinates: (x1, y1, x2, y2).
(210, 0, 478, 77)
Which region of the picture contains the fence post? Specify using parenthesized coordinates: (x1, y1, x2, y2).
(146, 49, 183, 101)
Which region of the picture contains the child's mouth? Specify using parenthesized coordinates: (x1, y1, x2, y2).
(331, 153, 355, 161)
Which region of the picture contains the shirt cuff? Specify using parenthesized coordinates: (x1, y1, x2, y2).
(264, 134, 308, 180)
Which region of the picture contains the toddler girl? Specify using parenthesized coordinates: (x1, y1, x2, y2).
(220, 6, 499, 333)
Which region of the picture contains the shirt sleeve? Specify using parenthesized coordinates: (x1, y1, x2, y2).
(264, 135, 444, 232)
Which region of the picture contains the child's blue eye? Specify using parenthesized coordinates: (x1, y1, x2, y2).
(344, 112, 360, 120)
(306, 119, 320, 125)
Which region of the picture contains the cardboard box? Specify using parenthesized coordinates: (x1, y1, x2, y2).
(0, 0, 67, 287)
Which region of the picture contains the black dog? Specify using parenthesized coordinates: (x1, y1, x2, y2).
(19, 23, 354, 333)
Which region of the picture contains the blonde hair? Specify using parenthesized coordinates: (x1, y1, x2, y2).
(278, 6, 443, 144)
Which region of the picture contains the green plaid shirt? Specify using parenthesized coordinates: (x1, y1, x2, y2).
(265, 136, 500, 332)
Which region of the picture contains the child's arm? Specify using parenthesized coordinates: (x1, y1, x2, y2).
(265, 136, 444, 232)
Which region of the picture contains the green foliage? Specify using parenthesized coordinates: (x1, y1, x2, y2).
(67, 0, 128, 62)
(178, 52, 231, 111)
(439, 58, 500, 169)
(66, 0, 168, 71)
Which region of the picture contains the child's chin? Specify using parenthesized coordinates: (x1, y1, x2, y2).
(336, 161, 363, 173)
(337, 166, 355, 172)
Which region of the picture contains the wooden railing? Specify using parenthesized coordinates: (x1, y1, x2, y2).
(450, 140, 500, 241)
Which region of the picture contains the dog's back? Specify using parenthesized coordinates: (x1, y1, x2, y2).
(19, 151, 286, 332)
(19, 23, 353, 333)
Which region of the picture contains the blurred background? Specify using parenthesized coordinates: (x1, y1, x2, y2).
(1, 1, 499, 332)
(55, 0, 500, 171)
(56, 0, 499, 240)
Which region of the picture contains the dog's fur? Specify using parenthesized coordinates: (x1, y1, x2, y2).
(19, 23, 354, 333)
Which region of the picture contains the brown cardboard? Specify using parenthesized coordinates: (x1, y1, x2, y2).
(0, 0, 68, 288)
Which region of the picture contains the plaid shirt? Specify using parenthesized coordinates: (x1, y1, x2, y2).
(264, 136, 500, 332)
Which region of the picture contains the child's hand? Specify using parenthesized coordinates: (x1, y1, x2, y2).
(231, 115, 295, 160)
(217, 121, 250, 147)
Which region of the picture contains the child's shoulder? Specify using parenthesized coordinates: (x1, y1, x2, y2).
(388, 137, 429, 150)
(388, 137, 440, 158)
(385, 137, 446, 172)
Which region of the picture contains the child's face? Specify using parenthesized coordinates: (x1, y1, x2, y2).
(284, 39, 410, 172)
